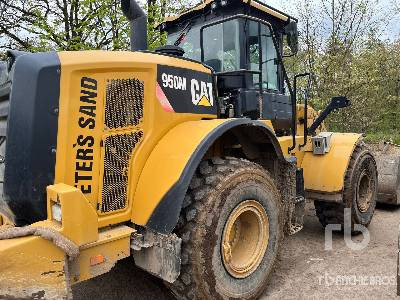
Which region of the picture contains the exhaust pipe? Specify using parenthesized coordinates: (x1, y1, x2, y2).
(121, 0, 148, 51)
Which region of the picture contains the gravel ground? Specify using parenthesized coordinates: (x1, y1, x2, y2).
(73, 201, 400, 300)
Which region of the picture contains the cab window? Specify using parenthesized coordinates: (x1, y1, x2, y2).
(202, 19, 241, 72)
(166, 26, 202, 61)
(261, 24, 279, 90)
(247, 20, 279, 91)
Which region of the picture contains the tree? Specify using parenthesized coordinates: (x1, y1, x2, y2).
(0, 0, 131, 51)
(281, 0, 399, 134)
(0, 0, 194, 52)
(146, 0, 193, 50)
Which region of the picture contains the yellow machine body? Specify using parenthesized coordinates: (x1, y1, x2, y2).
(0, 48, 361, 297)
(302, 133, 361, 193)
(55, 51, 215, 228)
(0, 184, 133, 299)
(54, 51, 361, 228)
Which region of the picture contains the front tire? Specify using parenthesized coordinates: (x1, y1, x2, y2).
(168, 157, 283, 300)
(314, 142, 377, 231)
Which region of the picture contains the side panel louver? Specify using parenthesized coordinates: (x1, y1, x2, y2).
(100, 77, 144, 213)
(105, 78, 144, 129)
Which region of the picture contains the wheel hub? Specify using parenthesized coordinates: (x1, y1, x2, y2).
(221, 200, 269, 278)
(356, 170, 373, 213)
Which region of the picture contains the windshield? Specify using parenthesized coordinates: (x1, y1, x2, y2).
(166, 19, 240, 72)
(202, 19, 240, 72)
(167, 25, 202, 62)
(166, 18, 279, 90)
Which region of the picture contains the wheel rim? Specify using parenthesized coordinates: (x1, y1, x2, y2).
(356, 170, 373, 213)
(221, 200, 269, 279)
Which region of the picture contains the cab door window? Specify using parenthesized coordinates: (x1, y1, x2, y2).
(247, 20, 279, 91)
(248, 21, 261, 85)
(202, 19, 241, 72)
(261, 24, 279, 91)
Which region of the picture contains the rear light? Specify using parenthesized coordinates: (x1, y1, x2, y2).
(90, 254, 105, 266)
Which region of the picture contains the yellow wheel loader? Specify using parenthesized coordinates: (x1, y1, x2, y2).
(0, 0, 380, 299)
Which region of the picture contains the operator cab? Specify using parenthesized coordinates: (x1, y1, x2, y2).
(159, 0, 299, 135)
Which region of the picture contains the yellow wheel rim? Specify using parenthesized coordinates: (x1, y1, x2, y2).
(357, 170, 373, 213)
(221, 200, 269, 279)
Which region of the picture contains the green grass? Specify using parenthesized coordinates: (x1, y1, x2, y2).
(364, 132, 400, 145)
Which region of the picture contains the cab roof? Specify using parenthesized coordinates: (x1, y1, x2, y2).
(161, 0, 297, 27)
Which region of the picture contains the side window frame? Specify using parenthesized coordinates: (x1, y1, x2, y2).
(200, 18, 243, 72)
(245, 20, 263, 88)
(245, 20, 281, 93)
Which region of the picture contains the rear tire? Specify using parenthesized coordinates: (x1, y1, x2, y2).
(314, 142, 377, 231)
(168, 157, 283, 300)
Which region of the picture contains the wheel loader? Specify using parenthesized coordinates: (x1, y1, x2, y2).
(0, 0, 382, 299)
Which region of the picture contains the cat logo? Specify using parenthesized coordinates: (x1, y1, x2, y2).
(191, 79, 214, 107)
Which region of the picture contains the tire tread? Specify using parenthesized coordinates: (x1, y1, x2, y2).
(167, 157, 272, 300)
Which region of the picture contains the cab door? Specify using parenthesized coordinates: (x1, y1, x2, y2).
(247, 20, 292, 132)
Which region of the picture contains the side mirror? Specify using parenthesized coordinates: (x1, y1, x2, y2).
(284, 21, 299, 55)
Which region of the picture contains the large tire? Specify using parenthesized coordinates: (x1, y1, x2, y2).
(168, 157, 283, 300)
(314, 142, 377, 231)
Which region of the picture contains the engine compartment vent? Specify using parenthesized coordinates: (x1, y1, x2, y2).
(105, 78, 144, 129)
(101, 131, 143, 213)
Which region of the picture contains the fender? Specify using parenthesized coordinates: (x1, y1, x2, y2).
(132, 118, 283, 234)
(302, 133, 362, 196)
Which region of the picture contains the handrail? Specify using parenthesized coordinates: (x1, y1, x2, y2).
(297, 73, 311, 149)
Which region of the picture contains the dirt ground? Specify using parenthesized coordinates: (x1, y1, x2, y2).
(73, 201, 400, 300)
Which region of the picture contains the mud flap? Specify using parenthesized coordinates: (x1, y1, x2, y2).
(131, 230, 181, 283)
(279, 159, 305, 235)
(287, 168, 306, 235)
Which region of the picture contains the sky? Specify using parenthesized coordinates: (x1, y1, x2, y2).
(262, 0, 286, 10)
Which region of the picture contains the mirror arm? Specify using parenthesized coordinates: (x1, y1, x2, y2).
(308, 96, 350, 135)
